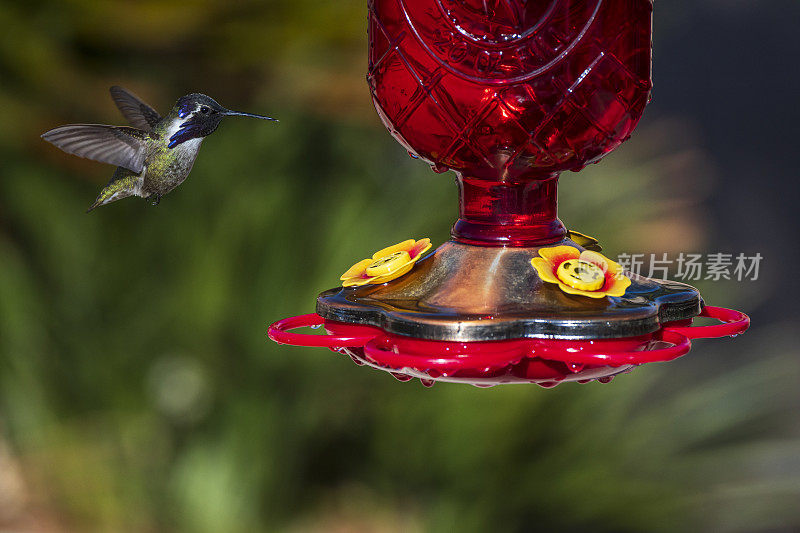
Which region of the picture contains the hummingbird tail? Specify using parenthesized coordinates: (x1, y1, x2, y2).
(86, 190, 126, 213)
(86, 171, 141, 213)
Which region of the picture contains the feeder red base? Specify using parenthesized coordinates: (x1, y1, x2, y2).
(267, 307, 749, 387)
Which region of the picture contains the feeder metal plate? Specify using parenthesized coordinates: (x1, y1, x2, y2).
(317, 240, 702, 342)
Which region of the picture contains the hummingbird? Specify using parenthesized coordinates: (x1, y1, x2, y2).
(41, 86, 277, 212)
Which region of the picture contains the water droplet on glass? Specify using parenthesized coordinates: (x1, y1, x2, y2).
(420, 378, 435, 388)
(567, 362, 585, 373)
(407, 150, 419, 159)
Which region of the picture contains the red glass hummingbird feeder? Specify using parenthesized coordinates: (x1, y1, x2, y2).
(268, 0, 749, 387)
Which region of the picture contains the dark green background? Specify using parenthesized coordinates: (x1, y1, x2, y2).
(0, 1, 798, 531)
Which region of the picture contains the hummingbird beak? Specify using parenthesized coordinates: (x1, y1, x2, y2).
(223, 110, 278, 122)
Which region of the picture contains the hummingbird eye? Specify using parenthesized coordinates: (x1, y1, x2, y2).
(200, 106, 210, 114)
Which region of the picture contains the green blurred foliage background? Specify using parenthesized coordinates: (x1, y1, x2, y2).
(0, 1, 798, 532)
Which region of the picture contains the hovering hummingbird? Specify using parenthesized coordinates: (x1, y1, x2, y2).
(41, 86, 277, 212)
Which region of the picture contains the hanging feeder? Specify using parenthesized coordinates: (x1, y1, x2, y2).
(268, 0, 749, 387)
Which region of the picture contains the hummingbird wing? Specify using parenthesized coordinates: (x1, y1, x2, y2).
(109, 86, 161, 131)
(41, 124, 148, 174)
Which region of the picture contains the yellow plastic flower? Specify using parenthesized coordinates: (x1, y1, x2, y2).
(530, 245, 631, 299)
(341, 238, 432, 287)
